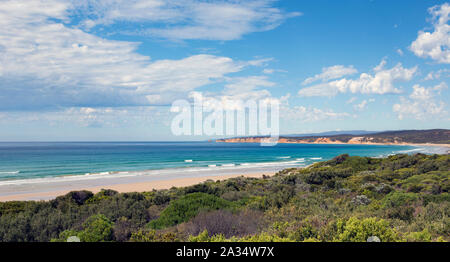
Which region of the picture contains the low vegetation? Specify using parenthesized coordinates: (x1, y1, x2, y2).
(0, 153, 448, 242)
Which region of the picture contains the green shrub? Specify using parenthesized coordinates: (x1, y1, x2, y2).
(0, 201, 28, 215)
(130, 229, 179, 242)
(148, 193, 232, 229)
(78, 214, 114, 242)
(289, 222, 318, 241)
(385, 206, 415, 221)
(383, 192, 418, 208)
(188, 230, 229, 242)
(333, 217, 400, 242)
(404, 229, 432, 242)
(53, 214, 114, 242)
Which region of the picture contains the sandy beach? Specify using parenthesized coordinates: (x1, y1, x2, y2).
(0, 140, 446, 203)
(0, 172, 268, 202)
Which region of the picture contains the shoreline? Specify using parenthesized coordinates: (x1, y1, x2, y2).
(0, 143, 446, 202)
(0, 172, 268, 202)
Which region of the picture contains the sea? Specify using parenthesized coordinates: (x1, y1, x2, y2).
(0, 141, 425, 186)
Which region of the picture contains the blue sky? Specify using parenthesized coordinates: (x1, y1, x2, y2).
(0, 0, 449, 141)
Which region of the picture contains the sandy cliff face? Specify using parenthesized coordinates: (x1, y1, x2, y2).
(216, 138, 263, 143)
(216, 136, 406, 145)
(215, 130, 450, 147)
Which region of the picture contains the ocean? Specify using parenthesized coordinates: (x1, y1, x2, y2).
(0, 141, 420, 185)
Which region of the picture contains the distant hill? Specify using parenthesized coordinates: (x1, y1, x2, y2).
(217, 129, 450, 145)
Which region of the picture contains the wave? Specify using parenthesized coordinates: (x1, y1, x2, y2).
(184, 160, 193, 162)
(0, 160, 309, 186)
(310, 157, 322, 160)
(0, 171, 20, 175)
(277, 156, 291, 159)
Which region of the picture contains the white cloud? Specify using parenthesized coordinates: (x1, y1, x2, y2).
(373, 58, 387, 72)
(194, 75, 278, 112)
(72, 0, 301, 41)
(298, 61, 417, 97)
(396, 49, 404, 56)
(0, 0, 267, 110)
(393, 84, 447, 120)
(354, 100, 368, 111)
(410, 3, 450, 63)
(346, 97, 357, 104)
(302, 65, 357, 85)
(223, 76, 274, 94)
(263, 68, 275, 74)
(424, 68, 450, 80)
(424, 72, 434, 81)
(409, 84, 433, 100)
(353, 99, 375, 111)
(281, 106, 350, 122)
(432, 81, 448, 94)
(0, 106, 172, 128)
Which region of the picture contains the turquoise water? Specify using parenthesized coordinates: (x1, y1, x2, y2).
(0, 142, 417, 183)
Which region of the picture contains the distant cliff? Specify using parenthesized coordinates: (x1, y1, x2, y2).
(216, 129, 450, 145)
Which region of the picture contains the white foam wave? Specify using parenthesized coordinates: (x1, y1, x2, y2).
(184, 159, 193, 162)
(310, 157, 322, 160)
(0, 171, 20, 175)
(398, 148, 425, 154)
(0, 159, 309, 186)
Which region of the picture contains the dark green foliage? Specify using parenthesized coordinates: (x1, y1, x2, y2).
(79, 214, 114, 242)
(54, 214, 114, 242)
(183, 183, 218, 196)
(0, 201, 28, 215)
(55, 190, 93, 205)
(148, 193, 232, 229)
(385, 205, 415, 221)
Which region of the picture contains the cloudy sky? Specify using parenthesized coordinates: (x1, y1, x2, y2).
(0, 0, 449, 141)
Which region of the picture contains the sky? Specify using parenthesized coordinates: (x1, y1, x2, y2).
(0, 0, 449, 141)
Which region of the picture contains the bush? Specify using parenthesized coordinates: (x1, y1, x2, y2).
(383, 192, 418, 208)
(385, 206, 415, 221)
(183, 209, 263, 238)
(289, 222, 318, 241)
(333, 217, 400, 242)
(53, 214, 114, 242)
(78, 214, 114, 242)
(404, 229, 432, 242)
(130, 229, 179, 242)
(0, 201, 28, 215)
(55, 190, 93, 205)
(113, 217, 134, 242)
(148, 193, 232, 229)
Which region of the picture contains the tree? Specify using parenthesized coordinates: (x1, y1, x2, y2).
(78, 214, 114, 242)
